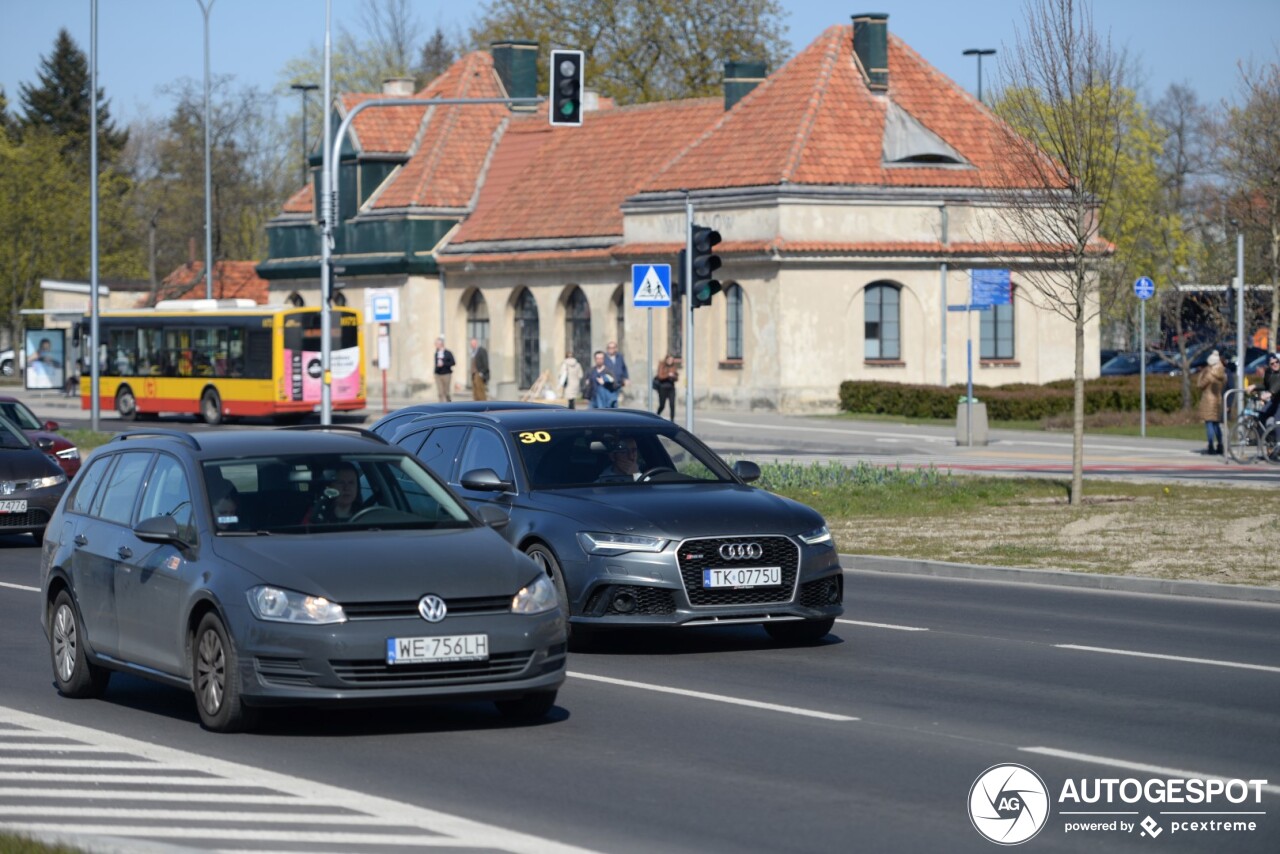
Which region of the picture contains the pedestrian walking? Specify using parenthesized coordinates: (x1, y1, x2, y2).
(433, 338, 456, 402)
(557, 351, 584, 409)
(654, 354, 678, 420)
(588, 350, 620, 408)
(469, 338, 489, 401)
(1197, 350, 1226, 455)
(604, 340, 629, 405)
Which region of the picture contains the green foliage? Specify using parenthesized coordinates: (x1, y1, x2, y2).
(838, 377, 1192, 420)
(751, 459, 950, 492)
(469, 0, 791, 105)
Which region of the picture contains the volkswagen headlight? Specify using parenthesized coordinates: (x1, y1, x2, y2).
(798, 525, 832, 545)
(511, 574, 559, 615)
(577, 532, 667, 555)
(248, 586, 346, 624)
(31, 474, 67, 490)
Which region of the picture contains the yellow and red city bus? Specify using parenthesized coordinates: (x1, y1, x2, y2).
(78, 301, 366, 423)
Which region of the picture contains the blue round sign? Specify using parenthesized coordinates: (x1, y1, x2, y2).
(1134, 276, 1155, 300)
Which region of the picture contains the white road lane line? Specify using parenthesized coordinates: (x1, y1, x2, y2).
(0, 788, 309, 804)
(0, 772, 269, 785)
(1055, 644, 1280, 674)
(1019, 747, 1280, 796)
(568, 672, 857, 721)
(0, 759, 160, 768)
(0, 705, 599, 854)
(836, 619, 930, 632)
(0, 582, 38, 592)
(0, 807, 394, 824)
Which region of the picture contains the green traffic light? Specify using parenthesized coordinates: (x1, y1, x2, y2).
(560, 101, 576, 116)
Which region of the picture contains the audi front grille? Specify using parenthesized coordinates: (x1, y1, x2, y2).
(676, 535, 800, 607)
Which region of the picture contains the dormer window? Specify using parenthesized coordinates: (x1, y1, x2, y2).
(882, 101, 967, 166)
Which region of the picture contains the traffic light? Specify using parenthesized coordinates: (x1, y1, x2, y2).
(690, 225, 722, 308)
(674, 250, 686, 300)
(549, 49, 584, 126)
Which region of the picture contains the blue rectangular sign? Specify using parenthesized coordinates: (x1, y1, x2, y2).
(970, 269, 1011, 309)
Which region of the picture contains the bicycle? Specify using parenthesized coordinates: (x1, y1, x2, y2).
(1224, 390, 1272, 463)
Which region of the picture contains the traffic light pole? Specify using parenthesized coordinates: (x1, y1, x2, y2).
(684, 195, 695, 432)
(319, 94, 542, 423)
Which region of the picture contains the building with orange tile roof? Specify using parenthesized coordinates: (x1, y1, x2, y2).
(258, 16, 1100, 411)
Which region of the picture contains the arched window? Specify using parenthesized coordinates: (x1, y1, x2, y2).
(864, 283, 900, 360)
(612, 287, 625, 349)
(565, 287, 591, 368)
(514, 288, 540, 389)
(287, 292, 305, 307)
(467, 290, 490, 348)
(980, 287, 1015, 360)
(725, 284, 743, 360)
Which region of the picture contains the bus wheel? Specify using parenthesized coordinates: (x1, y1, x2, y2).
(115, 386, 137, 421)
(201, 389, 223, 426)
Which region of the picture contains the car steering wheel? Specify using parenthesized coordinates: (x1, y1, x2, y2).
(639, 466, 676, 482)
(348, 505, 384, 522)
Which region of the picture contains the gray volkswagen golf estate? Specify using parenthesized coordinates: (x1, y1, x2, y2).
(385, 408, 843, 643)
(39, 426, 565, 732)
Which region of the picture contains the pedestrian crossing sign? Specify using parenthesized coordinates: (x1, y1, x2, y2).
(632, 264, 672, 308)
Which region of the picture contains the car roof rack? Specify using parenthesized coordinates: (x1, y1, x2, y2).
(109, 429, 202, 450)
(277, 424, 388, 444)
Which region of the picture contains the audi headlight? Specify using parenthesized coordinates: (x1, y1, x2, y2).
(247, 586, 346, 624)
(31, 474, 67, 490)
(55, 447, 80, 461)
(798, 525, 832, 545)
(577, 532, 667, 555)
(511, 574, 559, 615)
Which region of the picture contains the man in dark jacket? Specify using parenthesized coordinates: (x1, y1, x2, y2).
(1258, 353, 1280, 425)
(433, 338, 456, 402)
(469, 338, 490, 401)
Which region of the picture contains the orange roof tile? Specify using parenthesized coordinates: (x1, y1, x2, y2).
(282, 183, 313, 215)
(140, 261, 271, 306)
(449, 98, 723, 245)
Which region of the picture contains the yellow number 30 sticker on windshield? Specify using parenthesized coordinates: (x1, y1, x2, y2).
(518, 431, 551, 444)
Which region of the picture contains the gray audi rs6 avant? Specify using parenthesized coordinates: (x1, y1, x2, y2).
(39, 426, 566, 732)
(384, 408, 843, 643)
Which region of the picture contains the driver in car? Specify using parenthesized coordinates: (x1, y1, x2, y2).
(597, 438, 642, 482)
(303, 461, 366, 522)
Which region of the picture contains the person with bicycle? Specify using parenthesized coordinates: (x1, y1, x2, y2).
(1257, 353, 1280, 427)
(1197, 351, 1226, 454)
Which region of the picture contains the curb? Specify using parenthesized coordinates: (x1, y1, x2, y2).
(841, 553, 1280, 605)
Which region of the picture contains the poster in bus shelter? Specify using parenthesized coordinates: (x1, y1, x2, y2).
(24, 329, 66, 391)
(286, 323, 361, 403)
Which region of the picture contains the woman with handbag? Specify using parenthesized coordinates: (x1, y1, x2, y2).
(654, 354, 679, 420)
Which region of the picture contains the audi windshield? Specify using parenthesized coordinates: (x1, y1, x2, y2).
(510, 425, 736, 489)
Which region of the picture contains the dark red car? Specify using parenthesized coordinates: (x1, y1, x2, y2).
(0, 397, 81, 478)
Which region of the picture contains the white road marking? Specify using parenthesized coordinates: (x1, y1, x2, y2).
(0, 807, 395, 824)
(568, 672, 857, 721)
(836, 619, 930, 632)
(0, 705, 599, 854)
(1020, 747, 1280, 796)
(1056, 644, 1280, 674)
(0, 582, 38, 593)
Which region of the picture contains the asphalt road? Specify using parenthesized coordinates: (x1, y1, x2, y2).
(2, 534, 1276, 852)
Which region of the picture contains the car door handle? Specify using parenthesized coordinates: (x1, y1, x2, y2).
(117, 546, 133, 559)
(73, 534, 88, 546)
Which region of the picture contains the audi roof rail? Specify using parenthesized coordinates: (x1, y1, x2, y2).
(109, 429, 202, 450)
(277, 424, 388, 444)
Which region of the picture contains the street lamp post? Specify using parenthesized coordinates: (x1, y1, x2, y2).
(290, 83, 318, 190)
(195, 0, 216, 300)
(963, 48, 996, 102)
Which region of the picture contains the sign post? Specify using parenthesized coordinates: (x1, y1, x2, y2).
(948, 270, 1010, 445)
(1134, 276, 1155, 437)
(632, 263, 672, 410)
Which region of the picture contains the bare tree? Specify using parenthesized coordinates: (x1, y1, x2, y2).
(1222, 58, 1280, 353)
(989, 0, 1130, 504)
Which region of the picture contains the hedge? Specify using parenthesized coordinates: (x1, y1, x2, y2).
(838, 376, 1194, 421)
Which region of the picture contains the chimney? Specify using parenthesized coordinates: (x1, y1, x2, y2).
(490, 40, 539, 112)
(723, 60, 767, 111)
(382, 77, 415, 96)
(852, 13, 889, 91)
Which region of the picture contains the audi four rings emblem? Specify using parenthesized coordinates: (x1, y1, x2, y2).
(417, 595, 448, 623)
(719, 543, 763, 560)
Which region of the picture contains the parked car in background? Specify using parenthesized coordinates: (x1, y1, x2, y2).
(39, 426, 566, 732)
(385, 407, 844, 644)
(0, 413, 68, 544)
(0, 396, 81, 477)
(1100, 352, 1180, 376)
(0, 349, 18, 377)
